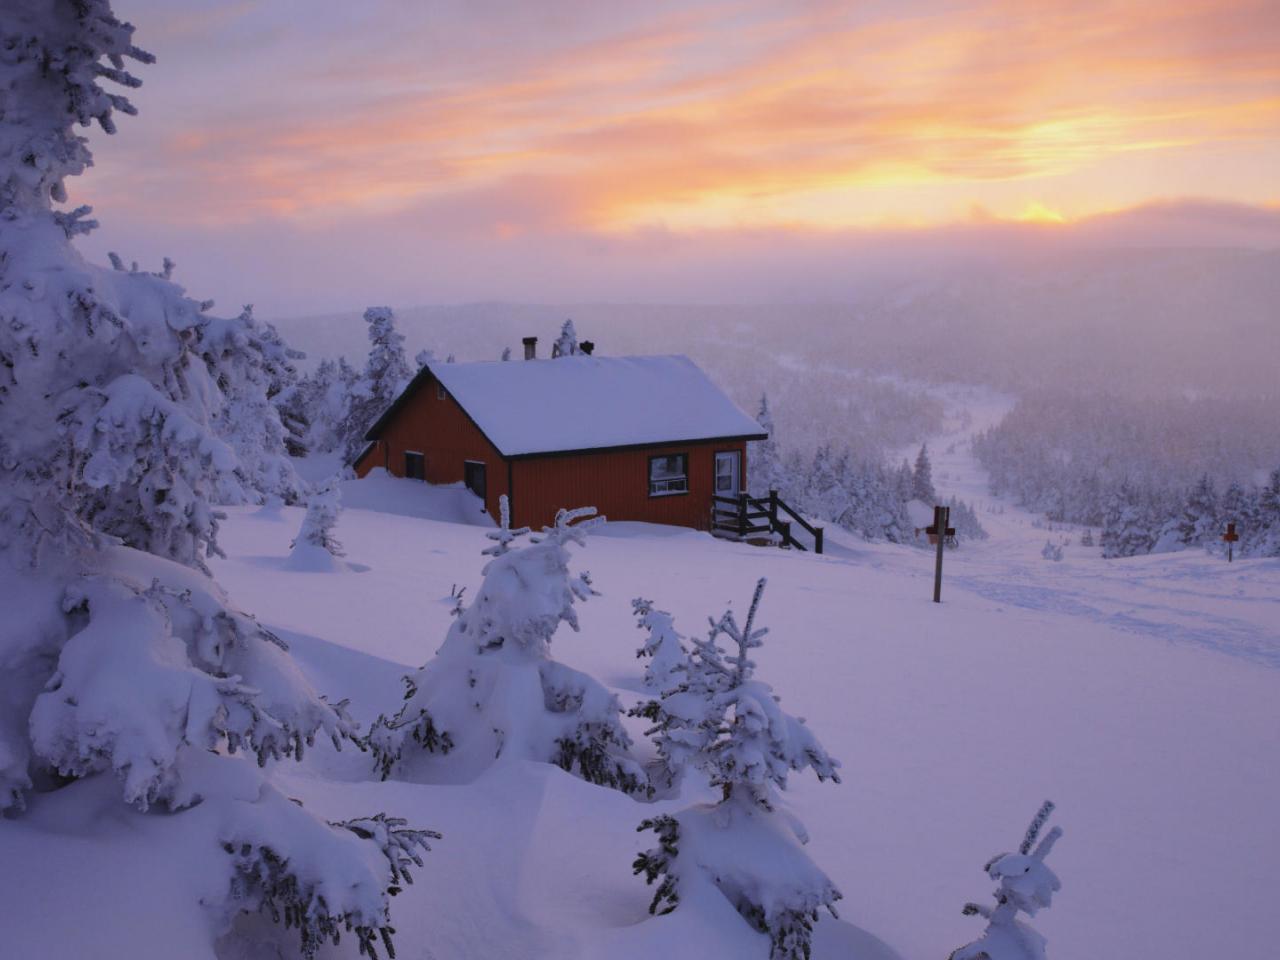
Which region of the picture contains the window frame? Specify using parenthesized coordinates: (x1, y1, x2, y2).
(713, 448, 741, 496)
(436, 382, 447, 400)
(648, 452, 690, 498)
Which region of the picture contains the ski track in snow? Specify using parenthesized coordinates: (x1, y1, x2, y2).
(903, 383, 1280, 670)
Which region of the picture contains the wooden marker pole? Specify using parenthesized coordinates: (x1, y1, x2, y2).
(1222, 521, 1239, 563)
(928, 505, 955, 603)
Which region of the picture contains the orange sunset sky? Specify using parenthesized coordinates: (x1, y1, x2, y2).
(80, 0, 1280, 314)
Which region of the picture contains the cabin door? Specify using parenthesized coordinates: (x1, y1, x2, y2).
(714, 451, 741, 497)
(464, 460, 486, 503)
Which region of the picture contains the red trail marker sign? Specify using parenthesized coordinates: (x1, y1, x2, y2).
(1222, 521, 1239, 563)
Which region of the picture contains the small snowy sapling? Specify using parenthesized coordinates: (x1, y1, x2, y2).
(631, 597, 688, 694)
(290, 480, 345, 564)
(367, 506, 647, 794)
(950, 801, 1064, 960)
(551, 319, 579, 357)
(633, 579, 842, 960)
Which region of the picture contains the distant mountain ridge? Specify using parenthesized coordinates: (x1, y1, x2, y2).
(272, 246, 1280, 398)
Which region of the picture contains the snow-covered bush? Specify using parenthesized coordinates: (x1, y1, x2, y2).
(367, 504, 647, 794)
(551, 318, 579, 357)
(288, 480, 345, 569)
(224, 803, 437, 959)
(951, 801, 1064, 960)
(1040, 540, 1063, 562)
(0, 7, 434, 953)
(633, 579, 842, 960)
(28, 567, 355, 808)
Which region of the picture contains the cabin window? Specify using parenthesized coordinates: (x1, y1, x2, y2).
(404, 451, 425, 481)
(436, 383, 447, 400)
(649, 454, 689, 497)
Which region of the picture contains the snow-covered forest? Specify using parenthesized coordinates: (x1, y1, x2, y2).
(3, 3, 1278, 960)
(973, 392, 1280, 557)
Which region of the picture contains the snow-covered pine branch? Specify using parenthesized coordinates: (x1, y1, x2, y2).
(366, 506, 646, 794)
(198, 754, 440, 960)
(950, 801, 1064, 960)
(1, 0, 153, 213)
(633, 579, 842, 960)
(28, 566, 357, 810)
(482, 494, 530, 558)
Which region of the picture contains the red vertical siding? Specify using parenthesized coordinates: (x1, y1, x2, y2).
(509, 440, 747, 532)
(354, 371, 509, 521)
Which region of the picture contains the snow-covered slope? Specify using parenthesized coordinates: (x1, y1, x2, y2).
(4, 467, 1276, 959)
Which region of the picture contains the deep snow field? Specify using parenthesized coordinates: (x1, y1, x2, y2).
(4, 408, 1278, 960)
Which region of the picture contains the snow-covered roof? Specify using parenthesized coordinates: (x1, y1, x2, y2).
(369, 355, 765, 457)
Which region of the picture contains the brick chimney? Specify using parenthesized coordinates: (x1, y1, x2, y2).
(522, 336, 537, 360)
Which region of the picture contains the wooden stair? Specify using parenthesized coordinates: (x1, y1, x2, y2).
(711, 490, 824, 554)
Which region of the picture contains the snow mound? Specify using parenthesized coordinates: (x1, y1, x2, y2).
(342, 469, 494, 525)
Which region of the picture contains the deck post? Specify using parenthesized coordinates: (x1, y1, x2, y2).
(738, 493, 748, 538)
(815, 526, 824, 555)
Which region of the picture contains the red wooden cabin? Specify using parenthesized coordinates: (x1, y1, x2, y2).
(352, 345, 766, 532)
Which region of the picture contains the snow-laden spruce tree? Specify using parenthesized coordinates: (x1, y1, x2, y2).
(341, 306, 412, 460)
(1101, 483, 1155, 558)
(628, 599, 690, 789)
(551, 318, 579, 357)
(1175, 473, 1219, 549)
(288, 479, 345, 570)
(950, 801, 1064, 960)
(367, 500, 647, 793)
(948, 496, 989, 542)
(0, 5, 434, 954)
(632, 597, 688, 694)
(1249, 468, 1280, 557)
(633, 579, 842, 960)
(913, 443, 937, 503)
(201, 303, 307, 505)
(747, 393, 785, 497)
(286, 356, 360, 455)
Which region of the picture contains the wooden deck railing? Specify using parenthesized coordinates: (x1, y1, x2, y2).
(711, 489, 824, 554)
